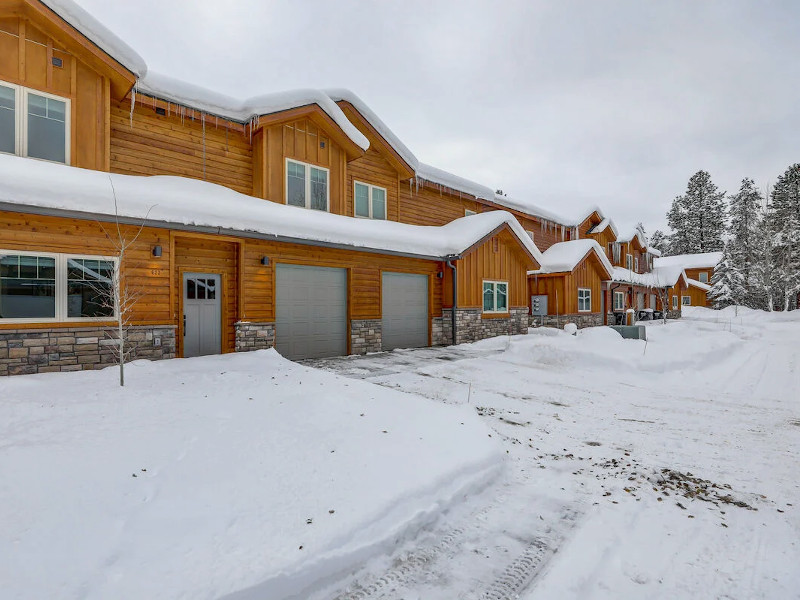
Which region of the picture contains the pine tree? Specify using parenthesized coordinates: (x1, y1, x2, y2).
(769, 164, 800, 310)
(727, 178, 764, 306)
(648, 229, 669, 255)
(709, 243, 745, 309)
(666, 171, 727, 254)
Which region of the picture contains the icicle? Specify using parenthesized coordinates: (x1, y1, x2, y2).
(202, 112, 207, 181)
(561, 225, 565, 240)
(129, 80, 138, 128)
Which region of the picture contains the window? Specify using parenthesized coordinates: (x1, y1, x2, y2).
(0, 250, 115, 322)
(699, 272, 709, 283)
(526, 230, 535, 242)
(634, 256, 639, 272)
(578, 288, 591, 312)
(672, 295, 678, 309)
(0, 80, 70, 164)
(482, 280, 508, 313)
(465, 209, 477, 216)
(286, 159, 328, 211)
(354, 181, 387, 219)
(613, 291, 625, 310)
(682, 296, 691, 306)
(626, 254, 633, 270)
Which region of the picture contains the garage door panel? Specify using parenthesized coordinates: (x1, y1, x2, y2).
(276, 265, 347, 360)
(382, 272, 428, 351)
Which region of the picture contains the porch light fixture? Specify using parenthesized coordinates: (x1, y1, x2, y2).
(436, 271, 444, 279)
(260, 256, 270, 266)
(152, 245, 162, 258)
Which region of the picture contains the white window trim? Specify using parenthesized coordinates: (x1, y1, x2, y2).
(284, 158, 330, 211)
(578, 288, 591, 312)
(613, 291, 625, 310)
(525, 230, 535, 241)
(672, 295, 678, 309)
(634, 256, 639, 272)
(0, 249, 117, 323)
(698, 272, 709, 283)
(353, 180, 387, 220)
(464, 209, 477, 217)
(0, 79, 71, 165)
(682, 296, 691, 306)
(482, 280, 509, 314)
(626, 253, 633, 270)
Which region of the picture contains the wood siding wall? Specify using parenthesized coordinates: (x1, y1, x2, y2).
(0, 16, 109, 171)
(398, 181, 480, 226)
(346, 147, 400, 219)
(110, 100, 253, 195)
(452, 231, 529, 309)
(0, 211, 171, 327)
(530, 255, 604, 314)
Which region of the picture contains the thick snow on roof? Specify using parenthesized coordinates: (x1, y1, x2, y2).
(617, 229, 647, 248)
(416, 163, 495, 202)
(529, 239, 613, 277)
(325, 89, 419, 170)
(648, 247, 662, 257)
(0, 154, 541, 262)
(40, 0, 147, 77)
(688, 278, 711, 292)
(611, 265, 686, 288)
(654, 252, 723, 269)
(586, 217, 619, 238)
(138, 73, 370, 151)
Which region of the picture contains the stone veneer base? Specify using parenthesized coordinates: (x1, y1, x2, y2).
(350, 319, 382, 354)
(0, 325, 176, 376)
(436, 307, 528, 345)
(234, 321, 275, 352)
(534, 313, 604, 329)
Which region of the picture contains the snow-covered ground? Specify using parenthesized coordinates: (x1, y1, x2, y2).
(0, 351, 501, 600)
(2, 307, 798, 599)
(310, 307, 800, 599)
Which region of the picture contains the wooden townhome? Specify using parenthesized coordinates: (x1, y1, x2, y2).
(0, 0, 543, 375)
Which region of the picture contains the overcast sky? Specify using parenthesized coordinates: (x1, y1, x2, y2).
(76, 0, 799, 234)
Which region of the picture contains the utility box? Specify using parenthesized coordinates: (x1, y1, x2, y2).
(531, 295, 548, 316)
(609, 325, 647, 341)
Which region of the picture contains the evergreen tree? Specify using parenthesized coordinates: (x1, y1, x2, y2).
(648, 229, 669, 255)
(727, 178, 764, 306)
(709, 243, 746, 308)
(769, 164, 800, 310)
(666, 170, 727, 254)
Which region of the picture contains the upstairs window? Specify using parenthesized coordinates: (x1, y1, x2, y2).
(526, 230, 535, 241)
(578, 288, 591, 312)
(634, 255, 639, 272)
(0, 80, 70, 164)
(626, 254, 633, 270)
(354, 181, 386, 219)
(464, 209, 477, 217)
(699, 272, 709, 283)
(286, 159, 328, 211)
(483, 280, 508, 313)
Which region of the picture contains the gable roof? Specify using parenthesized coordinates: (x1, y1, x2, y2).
(586, 216, 619, 239)
(654, 252, 723, 270)
(687, 278, 711, 292)
(528, 239, 613, 278)
(0, 153, 542, 263)
(611, 265, 688, 289)
(616, 229, 647, 249)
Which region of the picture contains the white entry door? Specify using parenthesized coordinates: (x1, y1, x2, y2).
(183, 273, 221, 357)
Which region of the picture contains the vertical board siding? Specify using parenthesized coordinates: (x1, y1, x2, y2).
(109, 101, 253, 195)
(0, 17, 108, 171)
(529, 254, 606, 314)
(346, 147, 399, 220)
(0, 211, 171, 326)
(454, 232, 530, 309)
(398, 182, 479, 226)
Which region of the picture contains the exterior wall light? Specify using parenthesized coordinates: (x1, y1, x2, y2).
(260, 256, 270, 266)
(152, 245, 162, 258)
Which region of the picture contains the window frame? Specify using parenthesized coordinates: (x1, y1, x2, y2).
(698, 271, 709, 283)
(634, 255, 639, 272)
(464, 209, 477, 217)
(284, 158, 330, 212)
(525, 230, 535, 242)
(482, 280, 509, 314)
(577, 288, 591, 312)
(353, 180, 387, 220)
(672, 295, 678, 309)
(626, 253, 633, 270)
(682, 295, 691, 306)
(0, 249, 117, 324)
(0, 79, 71, 165)
(613, 291, 625, 311)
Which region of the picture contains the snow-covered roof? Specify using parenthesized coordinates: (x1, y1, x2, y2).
(617, 229, 647, 248)
(528, 239, 613, 278)
(0, 154, 541, 263)
(611, 265, 687, 288)
(40, 0, 147, 77)
(654, 252, 723, 270)
(586, 217, 619, 238)
(137, 73, 370, 151)
(687, 278, 711, 292)
(648, 247, 662, 257)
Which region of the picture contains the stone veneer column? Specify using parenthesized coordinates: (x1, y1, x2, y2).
(234, 322, 275, 352)
(0, 325, 176, 376)
(536, 313, 604, 329)
(435, 307, 530, 346)
(350, 319, 382, 354)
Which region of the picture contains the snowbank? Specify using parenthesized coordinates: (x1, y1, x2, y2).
(0, 153, 541, 262)
(0, 351, 503, 600)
